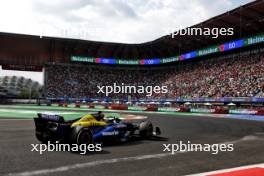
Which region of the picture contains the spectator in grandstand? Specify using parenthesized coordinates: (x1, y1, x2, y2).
(45, 50, 264, 100)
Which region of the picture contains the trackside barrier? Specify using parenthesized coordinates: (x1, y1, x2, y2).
(145, 105, 158, 111)
(104, 105, 109, 109)
(158, 107, 190, 112)
(88, 104, 95, 108)
(214, 107, 229, 114)
(128, 106, 146, 111)
(190, 108, 215, 113)
(158, 107, 178, 112)
(229, 109, 258, 115)
(177, 107, 190, 112)
(110, 105, 128, 110)
(95, 105, 105, 109)
(49, 104, 263, 116)
(257, 110, 264, 115)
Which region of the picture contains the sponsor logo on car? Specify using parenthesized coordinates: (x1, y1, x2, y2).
(115, 124, 127, 128)
(102, 131, 119, 136)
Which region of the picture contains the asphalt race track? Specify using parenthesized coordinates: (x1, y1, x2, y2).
(1, 114, 264, 176)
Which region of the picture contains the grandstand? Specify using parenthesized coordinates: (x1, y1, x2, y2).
(0, 0, 263, 103)
(45, 48, 264, 99)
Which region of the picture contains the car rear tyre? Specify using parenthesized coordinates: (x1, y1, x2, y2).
(71, 126, 93, 145)
(36, 133, 44, 142)
(77, 130, 93, 145)
(36, 132, 50, 144)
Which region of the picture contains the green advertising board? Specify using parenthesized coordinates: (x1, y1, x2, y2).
(71, 56, 95, 63)
(70, 33, 264, 65)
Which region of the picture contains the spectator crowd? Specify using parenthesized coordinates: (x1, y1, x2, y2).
(45, 49, 264, 99)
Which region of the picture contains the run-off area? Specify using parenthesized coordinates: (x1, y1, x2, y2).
(1, 113, 264, 176)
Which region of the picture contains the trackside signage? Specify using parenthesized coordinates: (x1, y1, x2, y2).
(245, 34, 264, 45)
(71, 56, 95, 63)
(198, 46, 219, 56)
(160, 57, 179, 63)
(71, 33, 264, 65)
(117, 60, 140, 65)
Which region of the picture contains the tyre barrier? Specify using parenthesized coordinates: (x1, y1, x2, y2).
(145, 105, 158, 111)
(257, 110, 264, 115)
(88, 104, 95, 108)
(178, 107, 190, 112)
(214, 107, 229, 114)
(110, 105, 128, 110)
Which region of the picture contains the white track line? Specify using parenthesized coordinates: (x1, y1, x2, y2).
(5, 134, 264, 176)
(187, 163, 264, 176)
(5, 153, 174, 176)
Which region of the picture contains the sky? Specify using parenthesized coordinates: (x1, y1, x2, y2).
(0, 0, 255, 84)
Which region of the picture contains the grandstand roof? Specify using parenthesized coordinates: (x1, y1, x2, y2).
(0, 0, 263, 61)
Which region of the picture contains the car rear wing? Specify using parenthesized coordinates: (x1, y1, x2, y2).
(36, 113, 65, 123)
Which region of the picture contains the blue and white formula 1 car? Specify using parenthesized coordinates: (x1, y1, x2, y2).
(34, 112, 161, 145)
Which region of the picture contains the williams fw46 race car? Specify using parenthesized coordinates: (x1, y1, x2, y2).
(34, 112, 161, 145)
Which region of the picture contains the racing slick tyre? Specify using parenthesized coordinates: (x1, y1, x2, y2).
(36, 132, 44, 143)
(36, 132, 50, 144)
(71, 126, 93, 145)
(139, 121, 153, 138)
(77, 129, 93, 145)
